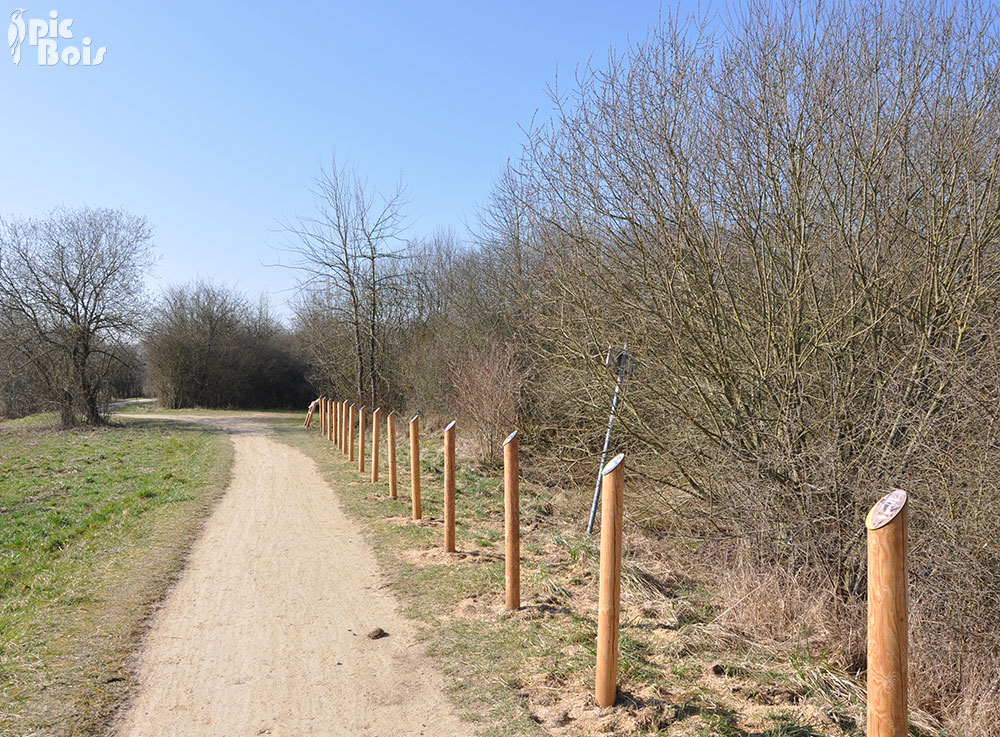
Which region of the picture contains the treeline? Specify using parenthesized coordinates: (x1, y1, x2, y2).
(286, 3, 1000, 735)
(147, 282, 311, 410)
(2, 2, 997, 731)
(0, 213, 312, 422)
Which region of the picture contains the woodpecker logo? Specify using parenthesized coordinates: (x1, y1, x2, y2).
(8, 9, 107, 66)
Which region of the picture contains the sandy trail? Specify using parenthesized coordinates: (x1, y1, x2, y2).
(113, 415, 469, 737)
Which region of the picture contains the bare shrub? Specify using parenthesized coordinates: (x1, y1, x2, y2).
(491, 1, 1000, 730)
(147, 281, 311, 409)
(449, 341, 522, 465)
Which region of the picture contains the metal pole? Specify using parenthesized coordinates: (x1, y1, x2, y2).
(587, 348, 629, 534)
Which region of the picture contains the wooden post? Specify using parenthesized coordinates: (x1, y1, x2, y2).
(320, 397, 326, 436)
(332, 398, 339, 444)
(866, 489, 909, 737)
(371, 408, 381, 482)
(387, 411, 398, 498)
(341, 401, 348, 455)
(595, 453, 625, 708)
(503, 430, 520, 610)
(349, 404, 356, 462)
(327, 399, 333, 441)
(443, 421, 457, 552)
(305, 399, 317, 428)
(337, 401, 342, 451)
(409, 415, 421, 520)
(358, 406, 367, 473)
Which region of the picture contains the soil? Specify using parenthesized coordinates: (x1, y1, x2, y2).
(111, 414, 469, 737)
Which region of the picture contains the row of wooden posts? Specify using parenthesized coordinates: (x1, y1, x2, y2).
(304, 397, 910, 736)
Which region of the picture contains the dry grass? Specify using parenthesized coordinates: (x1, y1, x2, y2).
(273, 413, 954, 737)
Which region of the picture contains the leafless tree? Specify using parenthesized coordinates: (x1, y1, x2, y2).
(0, 207, 155, 425)
(281, 155, 410, 406)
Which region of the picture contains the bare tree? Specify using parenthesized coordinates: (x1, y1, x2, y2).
(281, 155, 409, 406)
(0, 207, 155, 425)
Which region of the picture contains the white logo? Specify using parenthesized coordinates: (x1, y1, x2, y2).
(8, 8, 26, 64)
(7, 9, 107, 66)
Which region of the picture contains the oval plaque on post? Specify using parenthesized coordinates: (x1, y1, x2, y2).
(866, 489, 907, 530)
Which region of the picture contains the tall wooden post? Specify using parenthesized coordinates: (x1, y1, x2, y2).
(341, 401, 348, 455)
(503, 430, 520, 610)
(371, 408, 381, 482)
(595, 453, 625, 708)
(332, 399, 339, 444)
(328, 399, 334, 441)
(866, 489, 909, 737)
(443, 421, 457, 552)
(336, 401, 342, 452)
(320, 397, 326, 436)
(358, 406, 367, 473)
(349, 404, 356, 462)
(409, 415, 421, 520)
(388, 411, 398, 498)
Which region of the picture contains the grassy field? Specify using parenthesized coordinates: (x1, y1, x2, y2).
(271, 414, 883, 737)
(0, 413, 232, 737)
(110, 401, 297, 416)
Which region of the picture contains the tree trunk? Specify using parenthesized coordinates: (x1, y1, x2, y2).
(368, 252, 378, 407)
(59, 388, 75, 427)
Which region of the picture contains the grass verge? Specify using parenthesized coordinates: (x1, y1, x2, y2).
(0, 413, 233, 736)
(270, 414, 874, 737)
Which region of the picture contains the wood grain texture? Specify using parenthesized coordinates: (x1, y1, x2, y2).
(595, 454, 624, 707)
(867, 493, 908, 737)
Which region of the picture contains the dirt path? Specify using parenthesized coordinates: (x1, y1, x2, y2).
(113, 415, 470, 737)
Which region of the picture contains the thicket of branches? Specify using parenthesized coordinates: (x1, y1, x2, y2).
(289, 3, 1000, 733)
(145, 281, 312, 410)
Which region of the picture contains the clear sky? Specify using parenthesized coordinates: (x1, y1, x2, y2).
(2, 1, 680, 319)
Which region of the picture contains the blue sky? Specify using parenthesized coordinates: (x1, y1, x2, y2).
(2, 1, 679, 319)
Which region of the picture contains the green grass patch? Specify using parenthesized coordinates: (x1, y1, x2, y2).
(0, 413, 232, 737)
